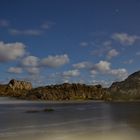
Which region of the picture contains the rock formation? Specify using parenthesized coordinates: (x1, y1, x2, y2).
(1, 70, 140, 101)
(25, 83, 107, 100)
(109, 70, 140, 100)
(8, 79, 32, 90)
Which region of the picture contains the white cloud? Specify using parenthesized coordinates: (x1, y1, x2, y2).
(73, 60, 127, 81)
(91, 60, 128, 81)
(7, 67, 22, 74)
(19, 54, 69, 75)
(95, 60, 111, 73)
(41, 54, 69, 68)
(9, 29, 42, 36)
(0, 41, 26, 62)
(107, 49, 119, 59)
(62, 69, 80, 77)
(90, 80, 111, 87)
(110, 68, 128, 80)
(73, 61, 93, 69)
(112, 33, 140, 45)
(21, 56, 40, 67)
(90, 70, 97, 75)
(20, 56, 40, 75)
(25, 67, 40, 75)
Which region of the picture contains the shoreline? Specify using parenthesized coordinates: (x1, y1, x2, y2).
(0, 96, 140, 104)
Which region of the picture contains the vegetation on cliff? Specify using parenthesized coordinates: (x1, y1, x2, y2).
(25, 83, 107, 100)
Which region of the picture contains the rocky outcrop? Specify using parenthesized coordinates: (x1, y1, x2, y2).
(1, 70, 140, 101)
(0, 84, 7, 95)
(25, 83, 107, 100)
(109, 70, 140, 100)
(8, 79, 32, 90)
(0, 80, 107, 100)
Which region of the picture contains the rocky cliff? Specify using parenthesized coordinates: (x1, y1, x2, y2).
(109, 70, 140, 100)
(0, 81, 107, 100)
(24, 83, 107, 100)
(1, 70, 140, 101)
(0, 79, 32, 97)
(8, 79, 32, 90)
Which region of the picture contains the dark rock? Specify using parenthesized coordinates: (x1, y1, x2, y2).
(43, 108, 54, 112)
(109, 70, 140, 100)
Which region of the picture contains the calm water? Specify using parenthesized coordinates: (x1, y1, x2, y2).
(0, 97, 140, 140)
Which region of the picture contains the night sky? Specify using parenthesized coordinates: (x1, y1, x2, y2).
(0, 0, 140, 87)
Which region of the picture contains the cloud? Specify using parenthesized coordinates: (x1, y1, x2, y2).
(9, 29, 42, 36)
(73, 61, 93, 69)
(110, 68, 128, 80)
(41, 54, 69, 68)
(7, 67, 22, 74)
(90, 70, 97, 75)
(19, 54, 69, 75)
(0, 41, 26, 62)
(136, 52, 140, 56)
(41, 21, 55, 29)
(20, 56, 40, 75)
(91, 41, 112, 57)
(123, 59, 133, 64)
(102, 41, 112, 47)
(0, 19, 9, 27)
(73, 60, 127, 81)
(48, 69, 80, 84)
(112, 33, 140, 45)
(90, 80, 111, 87)
(62, 69, 80, 77)
(25, 67, 40, 75)
(95, 60, 111, 73)
(91, 60, 128, 81)
(21, 56, 40, 67)
(107, 49, 119, 59)
(80, 42, 88, 47)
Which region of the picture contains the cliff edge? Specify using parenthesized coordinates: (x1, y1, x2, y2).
(109, 70, 140, 100)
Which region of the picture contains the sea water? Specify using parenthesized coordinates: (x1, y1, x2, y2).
(0, 97, 140, 140)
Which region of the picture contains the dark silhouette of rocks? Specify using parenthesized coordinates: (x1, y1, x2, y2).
(109, 70, 140, 100)
(25, 108, 54, 113)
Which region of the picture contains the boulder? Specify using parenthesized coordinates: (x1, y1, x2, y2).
(8, 79, 32, 90)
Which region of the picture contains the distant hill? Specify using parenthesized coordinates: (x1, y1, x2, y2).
(109, 70, 140, 100)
